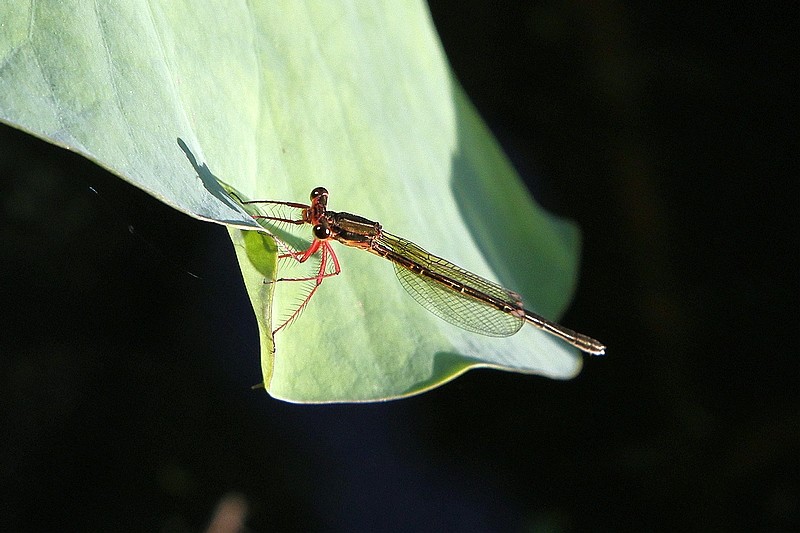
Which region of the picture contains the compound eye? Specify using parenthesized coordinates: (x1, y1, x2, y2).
(310, 187, 328, 200)
(313, 223, 331, 240)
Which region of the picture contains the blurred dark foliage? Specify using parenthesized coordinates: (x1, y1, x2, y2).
(1, 2, 796, 531)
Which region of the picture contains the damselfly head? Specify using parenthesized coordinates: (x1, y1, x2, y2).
(310, 187, 328, 201)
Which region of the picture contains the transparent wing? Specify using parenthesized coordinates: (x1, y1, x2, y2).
(228, 193, 313, 257)
(381, 233, 524, 337)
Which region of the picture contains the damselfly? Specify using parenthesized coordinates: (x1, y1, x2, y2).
(233, 187, 605, 355)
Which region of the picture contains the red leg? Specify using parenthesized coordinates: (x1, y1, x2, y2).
(228, 191, 309, 211)
(251, 214, 305, 226)
(272, 241, 341, 334)
(229, 193, 342, 334)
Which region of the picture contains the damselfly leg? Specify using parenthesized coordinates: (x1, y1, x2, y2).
(230, 192, 343, 334)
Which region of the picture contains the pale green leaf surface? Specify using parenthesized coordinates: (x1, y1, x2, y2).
(0, 1, 583, 402)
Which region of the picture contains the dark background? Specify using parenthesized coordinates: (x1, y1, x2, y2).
(1, 2, 796, 531)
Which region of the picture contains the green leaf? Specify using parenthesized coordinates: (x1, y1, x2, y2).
(0, 1, 584, 402)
